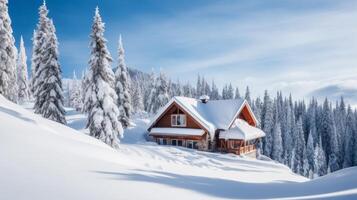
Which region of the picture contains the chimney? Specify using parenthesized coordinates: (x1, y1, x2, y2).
(199, 95, 210, 103)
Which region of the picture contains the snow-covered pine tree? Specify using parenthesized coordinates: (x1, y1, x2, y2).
(343, 106, 355, 168)
(83, 7, 123, 148)
(131, 78, 144, 113)
(222, 84, 228, 99)
(314, 136, 327, 177)
(227, 83, 234, 99)
(114, 35, 132, 128)
(149, 72, 170, 113)
(292, 117, 306, 174)
(0, 0, 17, 102)
(31, 2, 49, 96)
(262, 91, 274, 157)
(306, 131, 315, 177)
(210, 80, 220, 100)
(328, 120, 340, 172)
(32, 4, 66, 124)
(69, 71, 83, 111)
(196, 74, 202, 97)
(244, 86, 252, 105)
(16, 36, 30, 103)
(183, 82, 193, 98)
(144, 71, 155, 111)
(234, 87, 241, 99)
(271, 101, 283, 163)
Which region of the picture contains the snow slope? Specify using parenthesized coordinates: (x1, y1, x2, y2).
(1, 95, 357, 200)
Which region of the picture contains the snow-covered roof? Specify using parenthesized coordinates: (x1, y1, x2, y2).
(149, 128, 205, 137)
(219, 119, 265, 141)
(148, 96, 255, 139)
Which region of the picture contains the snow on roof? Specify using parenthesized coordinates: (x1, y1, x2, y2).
(219, 119, 266, 141)
(148, 96, 254, 140)
(149, 128, 205, 137)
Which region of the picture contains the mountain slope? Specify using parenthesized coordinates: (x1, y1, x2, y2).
(0, 95, 356, 200)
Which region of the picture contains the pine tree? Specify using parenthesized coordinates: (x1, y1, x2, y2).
(16, 36, 30, 103)
(234, 87, 241, 99)
(343, 106, 355, 168)
(306, 131, 315, 175)
(131, 78, 144, 113)
(314, 137, 327, 177)
(69, 71, 83, 111)
(83, 7, 123, 148)
(32, 3, 66, 124)
(244, 86, 251, 105)
(183, 82, 192, 98)
(149, 72, 170, 113)
(328, 121, 340, 172)
(292, 117, 306, 174)
(0, 0, 17, 101)
(262, 91, 274, 157)
(210, 80, 219, 100)
(114, 35, 132, 128)
(196, 74, 202, 97)
(271, 101, 283, 162)
(226, 83, 234, 99)
(31, 2, 49, 96)
(144, 71, 155, 111)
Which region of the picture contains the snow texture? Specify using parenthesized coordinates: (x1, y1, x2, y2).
(150, 127, 205, 136)
(0, 95, 356, 200)
(219, 119, 266, 140)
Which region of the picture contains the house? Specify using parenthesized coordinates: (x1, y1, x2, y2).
(147, 96, 265, 156)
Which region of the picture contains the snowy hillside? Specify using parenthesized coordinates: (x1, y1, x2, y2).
(1, 95, 357, 200)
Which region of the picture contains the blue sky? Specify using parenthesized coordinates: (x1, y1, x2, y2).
(9, 0, 357, 101)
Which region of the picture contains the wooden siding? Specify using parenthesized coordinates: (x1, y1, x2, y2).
(238, 105, 256, 127)
(153, 103, 202, 129)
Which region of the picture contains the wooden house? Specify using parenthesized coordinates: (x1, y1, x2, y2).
(147, 96, 265, 156)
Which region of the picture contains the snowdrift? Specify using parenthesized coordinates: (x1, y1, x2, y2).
(0, 95, 356, 200)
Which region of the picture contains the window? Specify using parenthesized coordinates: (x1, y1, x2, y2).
(178, 140, 183, 146)
(158, 138, 163, 145)
(171, 139, 177, 146)
(187, 141, 193, 149)
(187, 140, 199, 149)
(158, 138, 168, 145)
(171, 114, 186, 127)
(163, 139, 167, 145)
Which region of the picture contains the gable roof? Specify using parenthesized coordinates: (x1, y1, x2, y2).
(148, 96, 258, 139)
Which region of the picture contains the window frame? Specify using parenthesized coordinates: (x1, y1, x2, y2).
(171, 114, 187, 127)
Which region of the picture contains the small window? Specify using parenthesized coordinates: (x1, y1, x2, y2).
(187, 141, 193, 149)
(171, 139, 177, 146)
(171, 114, 186, 127)
(163, 139, 167, 145)
(193, 141, 198, 149)
(178, 140, 183, 146)
(158, 138, 163, 145)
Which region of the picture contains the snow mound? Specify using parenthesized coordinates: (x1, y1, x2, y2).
(0, 95, 356, 200)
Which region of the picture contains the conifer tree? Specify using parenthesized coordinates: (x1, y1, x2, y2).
(33, 3, 66, 124)
(131, 78, 144, 113)
(343, 106, 355, 168)
(17, 36, 30, 103)
(0, 0, 17, 101)
(244, 86, 251, 105)
(314, 137, 327, 177)
(234, 87, 241, 99)
(149, 72, 170, 113)
(271, 102, 283, 162)
(69, 71, 83, 111)
(83, 7, 123, 148)
(31, 2, 49, 96)
(262, 91, 274, 157)
(114, 35, 132, 128)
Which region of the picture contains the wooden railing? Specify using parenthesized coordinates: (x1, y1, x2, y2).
(228, 144, 256, 155)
